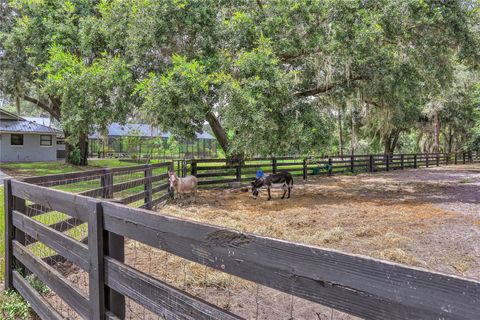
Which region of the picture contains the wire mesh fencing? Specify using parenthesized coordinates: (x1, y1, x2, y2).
(122, 237, 359, 320)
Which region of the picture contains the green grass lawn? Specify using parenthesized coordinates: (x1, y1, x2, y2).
(0, 159, 135, 178)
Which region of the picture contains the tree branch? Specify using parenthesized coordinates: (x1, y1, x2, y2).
(294, 76, 364, 98)
(22, 94, 60, 120)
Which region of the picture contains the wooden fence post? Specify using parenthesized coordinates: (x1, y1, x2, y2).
(436, 153, 440, 166)
(454, 153, 458, 165)
(4, 179, 14, 290)
(144, 165, 152, 210)
(105, 230, 125, 319)
(385, 154, 390, 171)
(272, 157, 277, 174)
(89, 201, 105, 320)
(302, 158, 307, 180)
(350, 155, 354, 173)
(468, 151, 473, 163)
(191, 161, 197, 176)
(369, 155, 374, 172)
(101, 169, 113, 199)
(413, 154, 417, 168)
(400, 154, 404, 170)
(328, 156, 333, 175)
(182, 160, 187, 177)
(236, 162, 242, 182)
(446, 153, 449, 165)
(463, 152, 466, 164)
(426, 154, 429, 167)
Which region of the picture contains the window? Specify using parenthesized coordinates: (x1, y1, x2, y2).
(40, 135, 52, 146)
(11, 134, 23, 146)
(57, 138, 65, 145)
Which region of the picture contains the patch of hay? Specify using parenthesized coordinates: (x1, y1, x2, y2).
(379, 248, 425, 267)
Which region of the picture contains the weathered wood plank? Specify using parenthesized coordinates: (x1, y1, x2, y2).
(12, 271, 63, 320)
(151, 182, 169, 193)
(102, 202, 480, 320)
(105, 257, 241, 320)
(198, 179, 238, 186)
(4, 179, 14, 289)
(13, 241, 90, 319)
(196, 172, 236, 178)
(89, 202, 105, 319)
(112, 177, 148, 193)
(23, 169, 105, 186)
(12, 210, 89, 271)
(48, 217, 84, 233)
(78, 187, 104, 197)
(11, 180, 94, 222)
(119, 191, 147, 205)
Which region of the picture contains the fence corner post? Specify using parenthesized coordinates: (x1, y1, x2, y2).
(350, 155, 354, 173)
(88, 201, 106, 320)
(191, 160, 197, 176)
(144, 164, 153, 210)
(4, 179, 14, 290)
(236, 162, 242, 182)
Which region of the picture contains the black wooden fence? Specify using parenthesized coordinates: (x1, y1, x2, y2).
(179, 151, 480, 186)
(4, 158, 480, 319)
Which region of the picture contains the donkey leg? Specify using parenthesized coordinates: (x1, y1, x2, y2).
(287, 186, 291, 198)
(267, 186, 271, 200)
(281, 184, 287, 199)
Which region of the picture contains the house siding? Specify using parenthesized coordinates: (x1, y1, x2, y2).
(0, 133, 57, 162)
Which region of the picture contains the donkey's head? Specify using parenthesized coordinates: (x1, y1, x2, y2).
(251, 178, 264, 199)
(168, 171, 178, 189)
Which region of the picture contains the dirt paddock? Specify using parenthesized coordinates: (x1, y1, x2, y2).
(162, 164, 480, 279)
(58, 164, 480, 319)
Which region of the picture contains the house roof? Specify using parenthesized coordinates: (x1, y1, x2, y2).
(0, 120, 62, 134)
(89, 122, 215, 140)
(0, 109, 61, 134)
(0, 109, 24, 121)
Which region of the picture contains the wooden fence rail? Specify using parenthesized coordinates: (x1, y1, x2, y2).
(4, 175, 480, 320)
(184, 151, 479, 186)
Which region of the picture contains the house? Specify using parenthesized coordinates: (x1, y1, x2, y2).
(89, 123, 217, 158)
(0, 109, 62, 162)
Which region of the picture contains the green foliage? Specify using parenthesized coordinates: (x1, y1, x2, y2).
(26, 274, 50, 295)
(0, 290, 31, 320)
(69, 147, 82, 166)
(1, 0, 479, 156)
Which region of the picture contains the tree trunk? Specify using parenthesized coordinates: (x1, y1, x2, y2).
(205, 111, 243, 162)
(432, 110, 440, 153)
(206, 111, 228, 153)
(65, 131, 89, 166)
(338, 106, 344, 158)
(350, 110, 356, 156)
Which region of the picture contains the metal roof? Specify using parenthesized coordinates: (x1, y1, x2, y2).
(89, 122, 215, 140)
(0, 119, 61, 134)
